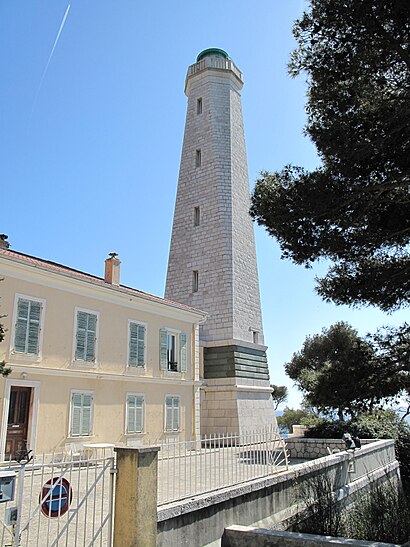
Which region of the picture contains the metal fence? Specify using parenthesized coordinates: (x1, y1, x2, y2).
(0, 450, 115, 547)
(157, 427, 288, 505)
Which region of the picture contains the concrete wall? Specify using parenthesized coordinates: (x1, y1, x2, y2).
(221, 525, 399, 547)
(157, 440, 398, 547)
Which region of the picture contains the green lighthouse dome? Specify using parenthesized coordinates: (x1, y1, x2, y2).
(196, 48, 229, 62)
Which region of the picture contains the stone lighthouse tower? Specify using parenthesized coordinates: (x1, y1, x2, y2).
(166, 49, 277, 435)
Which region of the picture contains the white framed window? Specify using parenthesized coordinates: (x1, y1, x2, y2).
(70, 391, 93, 437)
(128, 321, 146, 368)
(11, 294, 46, 357)
(195, 149, 201, 168)
(165, 395, 180, 432)
(73, 308, 99, 363)
(126, 394, 144, 433)
(160, 329, 187, 373)
(197, 97, 202, 115)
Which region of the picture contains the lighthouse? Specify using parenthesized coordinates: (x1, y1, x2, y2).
(166, 49, 277, 434)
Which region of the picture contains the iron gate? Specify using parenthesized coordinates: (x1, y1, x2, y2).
(0, 451, 115, 547)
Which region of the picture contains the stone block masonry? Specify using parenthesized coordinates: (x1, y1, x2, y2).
(165, 49, 277, 435)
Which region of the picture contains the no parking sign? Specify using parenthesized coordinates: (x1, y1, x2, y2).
(40, 477, 72, 518)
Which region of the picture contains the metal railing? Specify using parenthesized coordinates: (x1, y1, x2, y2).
(157, 426, 288, 505)
(0, 449, 115, 547)
(187, 56, 243, 81)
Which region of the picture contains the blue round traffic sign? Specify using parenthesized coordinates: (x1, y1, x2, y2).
(40, 477, 72, 518)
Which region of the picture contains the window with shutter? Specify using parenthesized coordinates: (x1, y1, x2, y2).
(129, 322, 146, 368)
(126, 394, 144, 433)
(160, 329, 189, 372)
(75, 310, 98, 362)
(165, 396, 180, 432)
(14, 297, 43, 355)
(70, 392, 93, 437)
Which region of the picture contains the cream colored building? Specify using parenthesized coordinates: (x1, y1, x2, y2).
(0, 241, 206, 459)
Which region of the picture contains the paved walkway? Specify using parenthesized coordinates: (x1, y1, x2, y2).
(157, 441, 290, 504)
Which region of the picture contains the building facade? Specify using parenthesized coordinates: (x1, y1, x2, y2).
(166, 49, 277, 435)
(0, 241, 206, 459)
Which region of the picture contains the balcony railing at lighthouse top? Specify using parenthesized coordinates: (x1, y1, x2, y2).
(186, 55, 243, 82)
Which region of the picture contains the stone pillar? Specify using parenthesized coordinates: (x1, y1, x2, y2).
(165, 49, 277, 435)
(113, 446, 160, 547)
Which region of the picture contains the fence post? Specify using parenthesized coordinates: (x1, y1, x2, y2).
(113, 446, 160, 547)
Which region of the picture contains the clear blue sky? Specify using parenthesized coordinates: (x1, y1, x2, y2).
(1, 1, 407, 408)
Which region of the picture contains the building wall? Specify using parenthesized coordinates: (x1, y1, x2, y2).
(2, 275, 195, 376)
(0, 255, 203, 456)
(0, 373, 194, 454)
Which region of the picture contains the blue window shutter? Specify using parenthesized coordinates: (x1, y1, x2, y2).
(75, 312, 87, 360)
(127, 395, 136, 431)
(27, 301, 41, 355)
(180, 332, 187, 372)
(81, 394, 92, 435)
(165, 396, 180, 431)
(71, 393, 82, 436)
(14, 299, 41, 355)
(173, 399, 180, 431)
(76, 312, 97, 362)
(14, 299, 29, 352)
(127, 395, 143, 433)
(129, 323, 146, 367)
(160, 329, 168, 370)
(129, 323, 138, 367)
(165, 397, 173, 431)
(85, 314, 97, 362)
(137, 325, 145, 367)
(134, 396, 143, 432)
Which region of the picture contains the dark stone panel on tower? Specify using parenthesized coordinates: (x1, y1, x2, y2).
(204, 345, 270, 381)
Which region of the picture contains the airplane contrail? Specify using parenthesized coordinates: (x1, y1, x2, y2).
(30, 4, 71, 120)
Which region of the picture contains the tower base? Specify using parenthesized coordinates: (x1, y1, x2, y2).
(200, 343, 278, 435)
(200, 378, 278, 435)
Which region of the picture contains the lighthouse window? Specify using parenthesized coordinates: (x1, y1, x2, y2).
(196, 149, 202, 168)
(193, 270, 199, 293)
(197, 98, 202, 114)
(194, 207, 200, 226)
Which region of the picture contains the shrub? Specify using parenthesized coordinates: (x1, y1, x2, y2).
(345, 477, 410, 544)
(292, 472, 345, 537)
(293, 472, 410, 543)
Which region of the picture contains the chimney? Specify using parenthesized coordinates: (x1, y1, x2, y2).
(0, 234, 10, 249)
(104, 252, 121, 286)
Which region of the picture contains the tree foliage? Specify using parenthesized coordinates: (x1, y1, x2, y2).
(370, 322, 410, 420)
(250, 0, 410, 311)
(276, 406, 315, 434)
(286, 322, 406, 419)
(271, 384, 288, 410)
